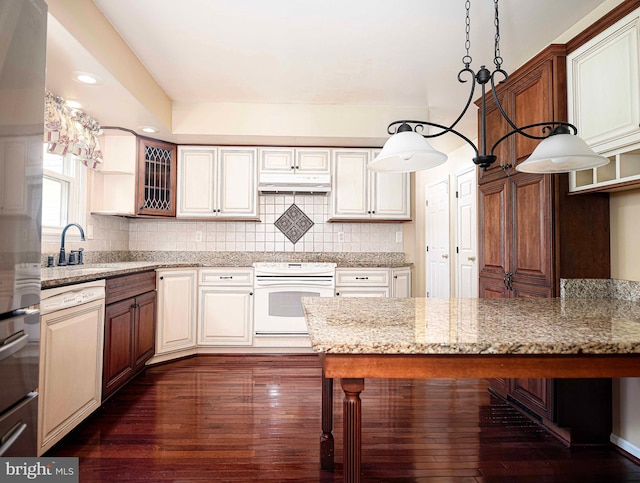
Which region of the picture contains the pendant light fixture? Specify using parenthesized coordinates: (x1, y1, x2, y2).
(368, 0, 609, 174)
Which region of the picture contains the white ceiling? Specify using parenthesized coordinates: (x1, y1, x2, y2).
(46, 0, 610, 150)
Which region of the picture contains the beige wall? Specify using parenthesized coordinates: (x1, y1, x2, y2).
(610, 189, 640, 451)
(610, 190, 640, 281)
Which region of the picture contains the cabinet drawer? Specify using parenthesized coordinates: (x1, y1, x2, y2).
(106, 270, 156, 305)
(335, 268, 389, 286)
(199, 268, 254, 286)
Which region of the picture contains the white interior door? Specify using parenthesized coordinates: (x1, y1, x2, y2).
(455, 168, 478, 298)
(425, 178, 450, 298)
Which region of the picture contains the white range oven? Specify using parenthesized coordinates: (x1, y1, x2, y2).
(253, 262, 336, 335)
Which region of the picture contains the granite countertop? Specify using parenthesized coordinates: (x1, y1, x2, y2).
(41, 254, 412, 288)
(302, 297, 640, 355)
(41, 262, 194, 289)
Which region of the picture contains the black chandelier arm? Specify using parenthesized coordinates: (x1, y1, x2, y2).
(387, 120, 479, 157)
(489, 121, 578, 156)
(445, 67, 478, 133)
(488, 67, 523, 135)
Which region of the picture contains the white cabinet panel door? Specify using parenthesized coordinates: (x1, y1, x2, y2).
(177, 148, 216, 217)
(391, 268, 412, 298)
(259, 148, 295, 173)
(156, 270, 197, 354)
(568, 10, 640, 152)
(38, 299, 104, 454)
(218, 148, 257, 217)
(371, 171, 409, 219)
(331, 149, 369, 218)
(296, 148, 331, 173)
(198, 288, 253, 346)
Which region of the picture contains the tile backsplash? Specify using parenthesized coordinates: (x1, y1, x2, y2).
(42, 194, 404, 262)
(130, 194, 404, 253)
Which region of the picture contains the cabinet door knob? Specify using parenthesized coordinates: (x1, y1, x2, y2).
(291, 166, 295, 169)
(335, 292, 340, 296)
(394, 275, 398, 279)
(249, 292, 253, 296)
(159, 276, 164, 280)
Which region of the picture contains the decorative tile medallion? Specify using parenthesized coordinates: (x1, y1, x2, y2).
(274, 204, 314, 244)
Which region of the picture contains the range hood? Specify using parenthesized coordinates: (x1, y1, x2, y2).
(258, 173, 331, 194)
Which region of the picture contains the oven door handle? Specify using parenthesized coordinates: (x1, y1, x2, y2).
(0, 332, 28, 363)
(255, 278, 334, 286)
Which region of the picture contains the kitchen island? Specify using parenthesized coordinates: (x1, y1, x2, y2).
(302, 297, 640, 483)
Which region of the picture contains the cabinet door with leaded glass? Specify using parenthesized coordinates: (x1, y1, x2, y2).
(137, 138, 177, 216)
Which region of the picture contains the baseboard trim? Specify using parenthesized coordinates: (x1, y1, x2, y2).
(610, 433, 640, 460)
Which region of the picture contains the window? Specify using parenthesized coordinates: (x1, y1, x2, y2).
(42, 145, 86, 241)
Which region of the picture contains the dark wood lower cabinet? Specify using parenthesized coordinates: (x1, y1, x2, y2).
(103, 271, 156, 401)
(488, 377, 612, 445)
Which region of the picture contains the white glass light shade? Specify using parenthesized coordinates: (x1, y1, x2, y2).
(368, 131, 448, 173)
(517, 134, 609, 173)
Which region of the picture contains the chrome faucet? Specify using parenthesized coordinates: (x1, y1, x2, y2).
(58, 223, 86, 266)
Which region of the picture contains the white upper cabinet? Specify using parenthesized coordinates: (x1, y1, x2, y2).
(89, 132, 137, 215)
(258, 147, 330, 174)
(296, 148, 331, 173)
(567, 8, 640, 153)
(330, 148, 410, 220)
(218, 147, 258, 217)
(177, 147, 216, 216)
(178, 146, 257, 218)
(567, 7, 640, 193)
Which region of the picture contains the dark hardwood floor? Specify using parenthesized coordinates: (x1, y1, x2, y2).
(48, 355, 640, 482)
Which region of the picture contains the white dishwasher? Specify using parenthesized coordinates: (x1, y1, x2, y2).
(38, 280, 106, 455)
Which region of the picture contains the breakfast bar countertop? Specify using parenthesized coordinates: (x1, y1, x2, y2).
(302, 297, 640, 355)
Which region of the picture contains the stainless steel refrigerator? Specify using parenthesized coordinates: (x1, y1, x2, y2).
(0, 0, 47, 456)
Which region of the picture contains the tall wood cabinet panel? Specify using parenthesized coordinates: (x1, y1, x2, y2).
(478, 45, 611, 445)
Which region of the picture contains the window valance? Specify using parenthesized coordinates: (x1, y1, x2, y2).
(44, 91, 103, 170)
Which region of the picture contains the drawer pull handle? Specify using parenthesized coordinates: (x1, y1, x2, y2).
(355, 277, 369, 280)
(220, 276, 233, 280)
(0, 422, 26, 457)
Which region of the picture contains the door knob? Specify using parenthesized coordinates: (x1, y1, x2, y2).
(467, 256, 476, 262)
(442, 254, 449, 259)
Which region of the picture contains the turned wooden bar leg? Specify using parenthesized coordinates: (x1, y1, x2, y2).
(341, 378, 364, 483)
(320, 369, 334, 471)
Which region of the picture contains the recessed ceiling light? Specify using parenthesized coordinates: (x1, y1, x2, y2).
(72, 71, 101, 85)
(139, 126, 159, 134)
(65, 99, 82, 109)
